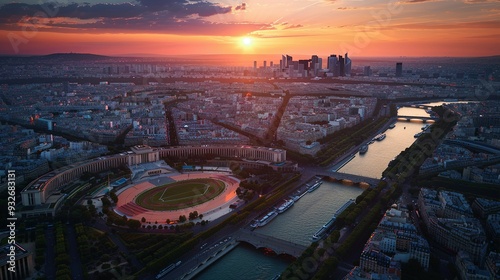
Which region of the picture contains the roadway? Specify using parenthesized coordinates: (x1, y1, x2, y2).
(44, 228, 56, 280)
(158, 227, 239, 280)
(65, 224, 85, 280)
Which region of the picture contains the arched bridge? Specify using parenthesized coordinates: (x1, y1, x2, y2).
(314, 170, 381, 187)
(397, 115, 437, 122)
(235, 229, 308, 258)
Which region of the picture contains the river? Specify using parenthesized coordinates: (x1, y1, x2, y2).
(194, 107, 429, 279)
(338, 123, 428, 177)
(194, 243, 289, 280)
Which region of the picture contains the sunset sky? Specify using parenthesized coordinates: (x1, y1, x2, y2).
(0, 0, 499, 57)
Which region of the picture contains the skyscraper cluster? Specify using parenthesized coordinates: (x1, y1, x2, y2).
(279, 53, 352, 77)
(327, 53, 351, 76)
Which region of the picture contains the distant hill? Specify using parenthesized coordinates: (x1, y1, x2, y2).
(34, 53, 110, 61)
(0, 52, 111, 64)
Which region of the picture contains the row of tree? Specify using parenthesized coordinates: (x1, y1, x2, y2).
(316, 116, 390, 166)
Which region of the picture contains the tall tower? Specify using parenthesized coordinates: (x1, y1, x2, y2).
(327, 55, 337, 74)
(364, 66, 371, 76)
(254, 61, 257, 69)
(396, 62, 403, 77)
(344, 53, 352, 75)
(286, 55, 293, 69)
(339, 55, 345, 76)
(311, 55, 319, 76)
(298, 60, 310, 71)
(264, 61, 267, 68)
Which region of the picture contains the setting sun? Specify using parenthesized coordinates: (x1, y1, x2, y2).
(242, 37, 252, 46)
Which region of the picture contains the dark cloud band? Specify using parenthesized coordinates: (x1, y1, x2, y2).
(0, 1, 237, 34)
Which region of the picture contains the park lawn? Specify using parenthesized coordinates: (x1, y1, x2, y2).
(135, 179, 226, 211)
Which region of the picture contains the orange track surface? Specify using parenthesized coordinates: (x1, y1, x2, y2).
(115, 173, 239, 223)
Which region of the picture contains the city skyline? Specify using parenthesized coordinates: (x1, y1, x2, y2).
(1, 0, 499, 57)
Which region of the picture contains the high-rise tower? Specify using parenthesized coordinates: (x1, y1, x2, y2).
(364, 66, 371, 76)
(344, 53, 352, 75)
(286, 55, 293, 68)
(339, 55, 345, 76)
(327, 55, 337, 75)
(311, 55, 319, 76)
(396, 62, 403, 77)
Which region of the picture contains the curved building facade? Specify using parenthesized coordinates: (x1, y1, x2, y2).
(21, 145, 286, 208)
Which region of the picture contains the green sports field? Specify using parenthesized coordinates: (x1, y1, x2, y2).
(135, 178, 226, 211)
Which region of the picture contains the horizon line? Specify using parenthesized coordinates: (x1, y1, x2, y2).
(1, 52, 500, 59)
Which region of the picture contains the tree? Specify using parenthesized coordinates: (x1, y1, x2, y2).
(141, 217, 146, 223)
(100, 254, 111, 262)
(178, 215, 187, 223)
(189, 211, 199, 220)
(127, 219, 141, 229)
(70, 205, 91, 223)
(109, 192, 118, 204)
(101, 197, 111, 207)
(88, 204, 97, 217)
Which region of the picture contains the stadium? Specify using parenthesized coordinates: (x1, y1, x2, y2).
(114, 171, 241, 223)
(20, 144, 288, 217)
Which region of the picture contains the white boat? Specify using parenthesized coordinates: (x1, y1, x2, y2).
(277, 200, 294, 214)
(156, 264, 176, 279)
(373, 133, 386, 141)
(252, 211, 278, 228)
(259, 211, 278, 227)
(312, 216, 336, 241)
(312, 199, 355, 241)
(359, 145, 368, 155)
(307, 181, 322, 193)
(335, 199, 355, 216)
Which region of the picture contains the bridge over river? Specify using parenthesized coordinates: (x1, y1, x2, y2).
(168, 229, 309, 279)
(235, 229, 308, 258)
(311, 170, 381, 187)
(397, 115, 437, 122)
